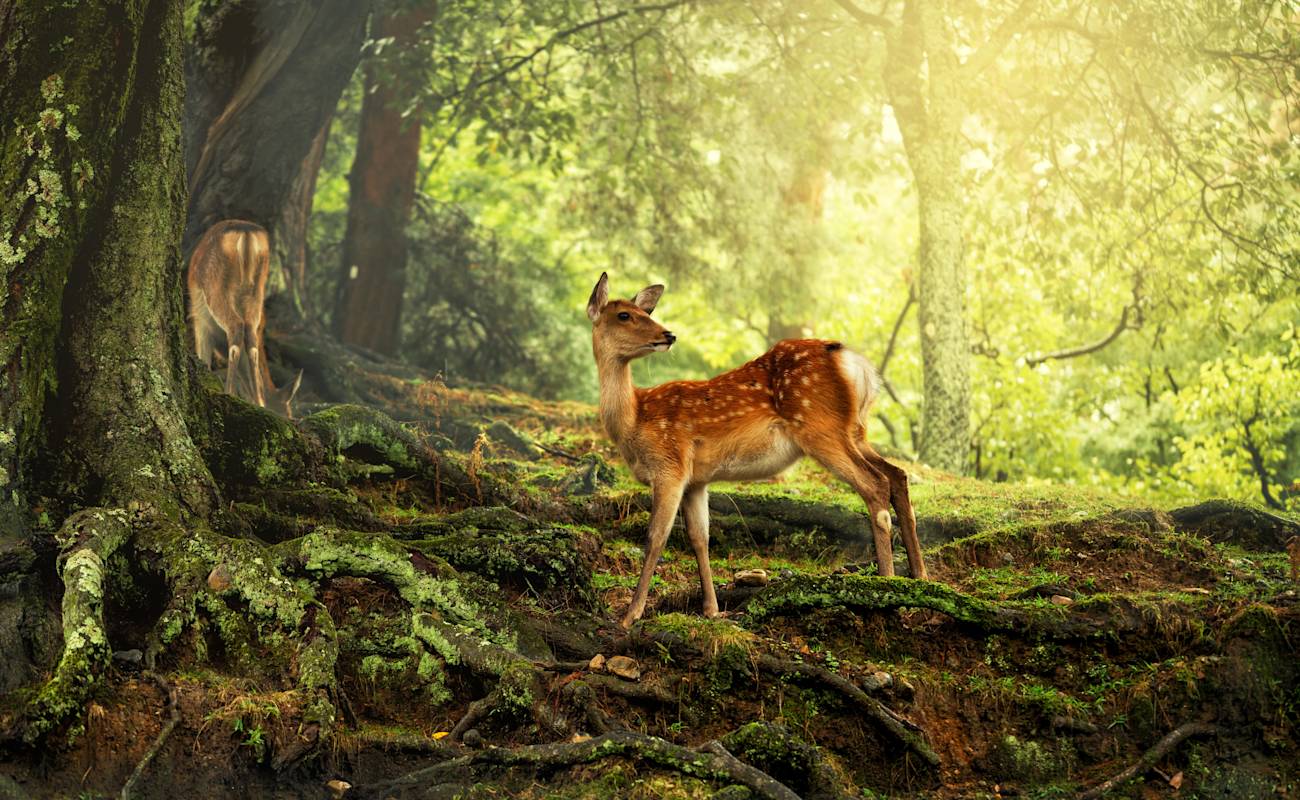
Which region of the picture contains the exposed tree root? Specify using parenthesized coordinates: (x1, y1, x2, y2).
(1077, 722, 1217, 800)
(119, 671, 179, 800)
(755, 653, 939, 767)
(299, 404, 513, 506)
(742, 574, 1192, 642)
(354, 730, 802, 800)
(6, 508, 132, 744)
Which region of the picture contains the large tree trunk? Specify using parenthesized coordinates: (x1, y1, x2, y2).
(0, 0, 215, 721)
(333, 5, 431, 356)
(883, 0, 970, 474)
(183, 0, 371, 265)
(1, 0, 214, 523)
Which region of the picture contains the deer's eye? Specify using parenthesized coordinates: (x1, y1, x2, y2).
(617, 311, 632, 321)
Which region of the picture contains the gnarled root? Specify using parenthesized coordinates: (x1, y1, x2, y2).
(5, 508, 132, 744)
(355, 730, 803, 800)
(298, 404, 511, 506)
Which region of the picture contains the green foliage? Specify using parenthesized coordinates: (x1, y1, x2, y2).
(308, 0, 1299, 501)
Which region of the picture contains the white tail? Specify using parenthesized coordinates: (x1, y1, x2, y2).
(586, 272, 927, 628)
(188, 220, 302, 417)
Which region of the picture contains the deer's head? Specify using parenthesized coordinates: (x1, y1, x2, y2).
(586, 272, 675, 362)
(270, 370, 303, 419)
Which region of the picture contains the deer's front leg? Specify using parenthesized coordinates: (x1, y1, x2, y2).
(682, 484, 718, 618)
(621, 477, 686, 628)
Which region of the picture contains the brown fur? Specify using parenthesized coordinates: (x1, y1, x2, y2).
(586, 273, 927, 628)
(188, 220, 301, 417)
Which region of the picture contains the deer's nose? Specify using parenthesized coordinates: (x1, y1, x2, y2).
(663, 331, 677, 344)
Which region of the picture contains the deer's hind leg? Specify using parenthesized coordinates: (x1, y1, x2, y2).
(190, 289, 220, 368)
(858, 441, 927, 580)
(795, 429, 897, 576)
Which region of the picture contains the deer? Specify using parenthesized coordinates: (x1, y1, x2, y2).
(586, 272, 928, 628)
(188, 220, 302, 418)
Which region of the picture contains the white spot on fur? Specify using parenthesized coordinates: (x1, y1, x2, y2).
(875, 509, 891, 530)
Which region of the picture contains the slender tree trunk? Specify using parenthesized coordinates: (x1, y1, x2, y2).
(883, 0, 970, 473)
(183, 0, 371, 264)
(333, 4, 432, 356)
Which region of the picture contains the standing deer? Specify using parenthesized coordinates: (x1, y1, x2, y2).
(188, 220, 302, 417)
(587, 273, 927, 627)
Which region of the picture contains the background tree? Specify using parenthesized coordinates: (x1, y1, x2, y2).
(184, 0, 372, 296)
(334, 0, 435, 355)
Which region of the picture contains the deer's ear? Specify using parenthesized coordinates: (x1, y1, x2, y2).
(633, 284, 664, 315)
(586, 272, 610, 322)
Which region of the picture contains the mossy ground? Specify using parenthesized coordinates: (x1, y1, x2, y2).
(3, 378, 1297, 799)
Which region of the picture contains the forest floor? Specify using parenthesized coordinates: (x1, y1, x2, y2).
(2, 360, 1298, 800)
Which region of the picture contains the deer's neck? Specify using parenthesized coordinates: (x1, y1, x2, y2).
(595, 354, 638, 444)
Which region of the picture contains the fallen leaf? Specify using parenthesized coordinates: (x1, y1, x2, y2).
(432, 731, 450, 740)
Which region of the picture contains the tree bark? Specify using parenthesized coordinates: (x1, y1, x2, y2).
(0, 0, 214, 697)
(276, 114, 332, 317)
(1, 0, 215, 521)
(883, 0, 971, 474)
(333, 5, 432, 356)
(183, 0, 371, 262)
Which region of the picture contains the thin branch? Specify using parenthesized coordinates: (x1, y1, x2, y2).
(1023, 305, 1135, 368)
(877, 281, 915, 380)
(831, 0, 894, 30)
(963, 0, 1039, 76)
(467, 0, 695, 94)
(1077, 722, 1216, 800)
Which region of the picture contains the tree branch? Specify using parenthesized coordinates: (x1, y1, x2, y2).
(878, 281, 915, 380)
(831, 0, 894, 30)
(1077, 722, 1216, 800)
(1023, 305, 1135, 368)
(963, 0, 1039, 76)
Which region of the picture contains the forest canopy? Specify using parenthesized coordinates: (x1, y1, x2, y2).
(299, 0, 1300, 507)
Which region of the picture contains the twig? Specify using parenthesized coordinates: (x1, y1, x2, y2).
(1077, 722, 1216, 800)
(755, 654, 939, 767)
(119, 672, 181, 800)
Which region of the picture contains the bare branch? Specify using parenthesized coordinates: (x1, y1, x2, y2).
(877, 281, 915, 380)
(831, 0, 894, 30)
(1023, 305, 1136, 368)
(963, 0, 1039, 76)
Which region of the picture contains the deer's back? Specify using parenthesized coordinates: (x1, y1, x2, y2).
(188, 220, 269, 322)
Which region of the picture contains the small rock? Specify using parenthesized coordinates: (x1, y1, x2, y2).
(112, 649, 143, 665)
(207, 563, 233, 592)
(861, 670, 893, 691)
(588, 653, 606, 671)
(462, 728, 483, 748)
(734, 568, 769, 587)
(1001, 552, 1014, 564)
(606, 655, 641, 681)
(777, 569, 795, 580)
(326, 779, 351, 799)
(1049, 595, 1074, 606)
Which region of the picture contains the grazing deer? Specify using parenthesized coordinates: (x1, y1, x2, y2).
(587, 273, 928, 628)
(188, 220, 302, 417)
